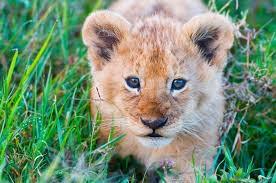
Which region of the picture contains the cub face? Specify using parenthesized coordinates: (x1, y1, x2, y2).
(82, 11, 233, 148)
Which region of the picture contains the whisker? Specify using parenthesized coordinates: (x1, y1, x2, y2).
(180, 128, 207, 144)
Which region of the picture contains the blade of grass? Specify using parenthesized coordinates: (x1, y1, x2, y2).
(5, 49, 18, 95)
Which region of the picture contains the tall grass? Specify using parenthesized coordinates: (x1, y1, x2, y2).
(0, 0, 275, 182)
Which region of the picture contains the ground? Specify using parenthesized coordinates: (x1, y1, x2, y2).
(0, 0, 275, 182)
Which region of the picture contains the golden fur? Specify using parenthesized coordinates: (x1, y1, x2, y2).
(82, 0, 234, 182)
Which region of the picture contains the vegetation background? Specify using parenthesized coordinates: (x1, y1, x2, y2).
(0, 0, 275, 182)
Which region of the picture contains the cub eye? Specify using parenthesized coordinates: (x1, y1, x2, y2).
(171, 79, 187, 91)
(125, 76, 140, 89)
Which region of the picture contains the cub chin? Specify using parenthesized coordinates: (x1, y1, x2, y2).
(82, 2, 234, 182)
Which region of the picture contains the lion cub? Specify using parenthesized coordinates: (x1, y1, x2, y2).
(82, 0, 233, 182)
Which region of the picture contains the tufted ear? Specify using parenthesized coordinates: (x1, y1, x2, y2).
(183, 13, 234, 69)
(82, 10, 131, 70)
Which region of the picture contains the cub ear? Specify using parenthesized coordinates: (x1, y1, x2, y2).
(82, 10, 131, 70)
(183, 13, 234, 69)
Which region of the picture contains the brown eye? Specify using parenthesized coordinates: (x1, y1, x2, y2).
(125, 76, 140, 89)
(171, 79, 187, 91)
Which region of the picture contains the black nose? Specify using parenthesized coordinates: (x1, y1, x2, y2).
(141, 117, 168, 130)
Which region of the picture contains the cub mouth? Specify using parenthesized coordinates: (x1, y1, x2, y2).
(146, 132, 163, 138)
(136, 134, 173, 148)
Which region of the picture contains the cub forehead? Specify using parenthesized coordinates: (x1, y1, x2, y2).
(130, 16, 182, 47)
(117, 17, 183, 66)
(117, 43, 181, 79)
(116, 17, 193, 70)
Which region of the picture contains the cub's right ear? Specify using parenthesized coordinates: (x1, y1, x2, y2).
(82, 10, 131, 70)
(183, 13, 234, 70)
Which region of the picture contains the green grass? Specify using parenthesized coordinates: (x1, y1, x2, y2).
(0, 0, 275, 182)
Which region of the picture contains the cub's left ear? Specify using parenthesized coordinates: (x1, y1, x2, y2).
(82, 10, 131, 70)
(183, 13, 234, 69)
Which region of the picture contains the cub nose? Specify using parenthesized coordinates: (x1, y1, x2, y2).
(141, 117, 168, 130)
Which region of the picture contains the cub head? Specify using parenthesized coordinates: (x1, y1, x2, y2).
(82, 11, 234, 148)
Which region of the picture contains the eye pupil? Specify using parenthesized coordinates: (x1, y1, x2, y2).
(171, 79, 187, 90)
(126, 77, 140, 89)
